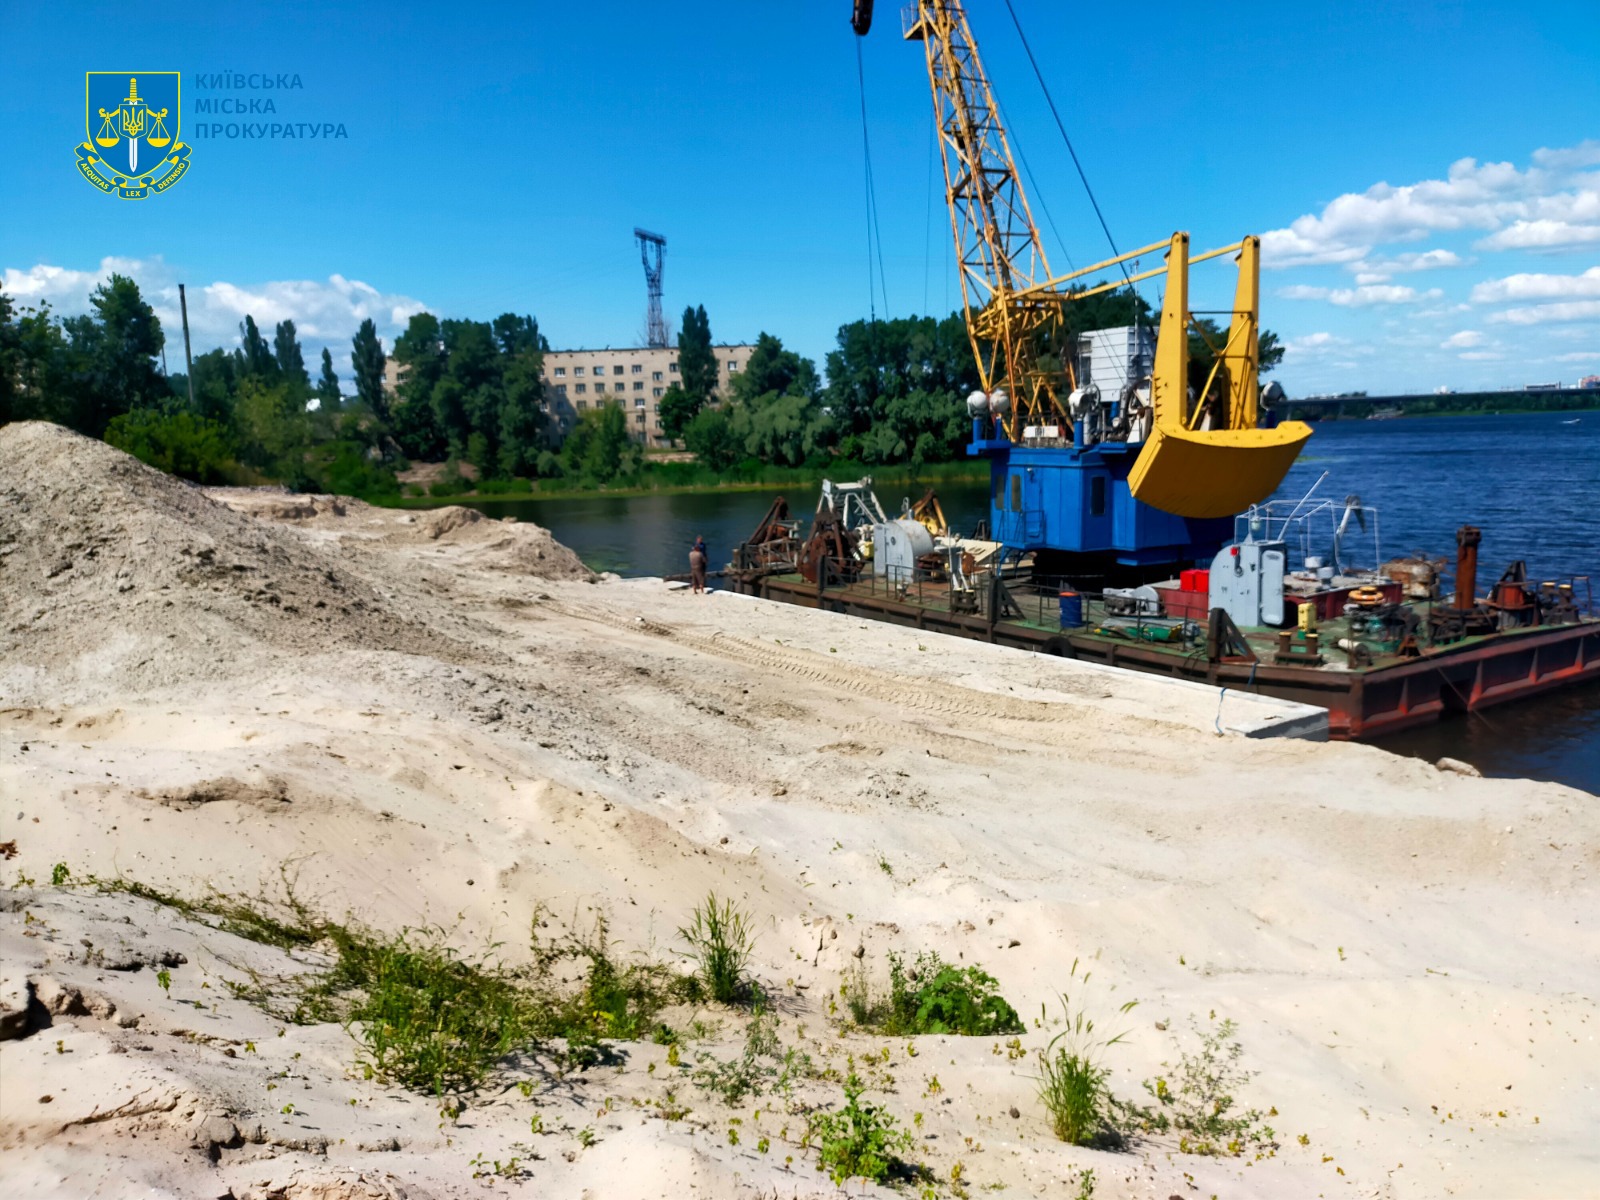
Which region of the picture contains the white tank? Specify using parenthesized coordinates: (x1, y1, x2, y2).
(966, 390, 990, 417)
(873, 519, 935, 582)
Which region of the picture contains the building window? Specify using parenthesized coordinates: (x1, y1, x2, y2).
(574, 366, 584, 376)
(576, 400, 587, 410)
(635, 412, 646, 425)
(632, 363, 643, 374)
(652, 371, 662, 382)
(633, 381, 644, 391)
(652, 387, 663, 398)
(554, 366, 566, 377)
(574, 383, 586, 394)
(728, 361, 739, 371)
(595, 381, 606, 393)
(593, 365, 605, 376)
(613, 365, 624, 376)
(634, 397, 646, 408)
(669, 361, 678, 372)
(555, 384, 567, 398)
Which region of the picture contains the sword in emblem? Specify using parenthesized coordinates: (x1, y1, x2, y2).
(120, 77, 147, 175)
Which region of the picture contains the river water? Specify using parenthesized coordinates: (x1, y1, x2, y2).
(469, 412, 1600, 791)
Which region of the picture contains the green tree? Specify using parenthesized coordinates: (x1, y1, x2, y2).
(273, 319, 309, 397)
(683, 406, 741, 472)
(496, 350, 547, 477)
(0, 290, 15, 426)
(730, 332, 819, 405)
(560, 403, 635, 483)
(5, 302, 79, 427)
(657, 385, 698, 443)
(188, 348, 239, 424)
(351, 318, 388, 421)
(71, 275, 168, 436)
(729, 390, 831, 467)
(676, 304, 719, 407)
(105, 409, 236, 483)
(239, 314, 277, 379)
(390, 312, 446, 458)
(234, 376, 311, 483)
(824, 313, 977, 462)
(315, 347, 342, 410)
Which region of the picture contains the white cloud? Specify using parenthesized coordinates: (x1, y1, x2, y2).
(1285, 331, 1345, 353)
(1347, 249, 1466, 281)
(0, 255, 428, 369)
(1471, 265, 1600, 304)
(1551, 351, 1599, 363)
(1260, 142, 1600, 267)
(1488, 300, 1600, 325)
(1458, 350, 1504, 361)
(1279, 283, 1440, 307)
(1531, 140, 1600, 170)
(1477, 219, 1600, 251)
(1441, 330, 1484, 349)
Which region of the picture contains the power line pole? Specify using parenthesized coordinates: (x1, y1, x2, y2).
(179, 283, 196, 410)
(634, 227, 667, 349)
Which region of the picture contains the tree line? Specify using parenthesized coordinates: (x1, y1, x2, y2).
(0, 274, 1288, 498)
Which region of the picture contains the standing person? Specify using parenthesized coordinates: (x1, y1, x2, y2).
(689, 537, 708, 595)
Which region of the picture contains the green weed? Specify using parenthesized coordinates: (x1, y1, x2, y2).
(1134, 1017, 1279, 1157)
(51, 863, 71, 887)
(1036, 961, 1137, 1147)
(678, 892, 756, 1005)
(692, 1005, 811, 1105)
(846, 951, 1023, 1036)
(805, 1071, 916, 1186)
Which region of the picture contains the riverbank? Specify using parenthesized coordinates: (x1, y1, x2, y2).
(3, 421, 1597, 1200)
(375, 458, 990, 508)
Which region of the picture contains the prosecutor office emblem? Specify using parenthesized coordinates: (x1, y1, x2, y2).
(77, 72, 192, 199)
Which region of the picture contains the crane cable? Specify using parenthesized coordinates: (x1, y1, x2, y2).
(855, 37, 891, 321)
(1001, 0, 1136, 293)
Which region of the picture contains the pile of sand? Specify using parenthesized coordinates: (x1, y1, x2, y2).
(209, 489, 593, 581)
(0, 424, 585, 699)
(1, 421, 1597, 1200)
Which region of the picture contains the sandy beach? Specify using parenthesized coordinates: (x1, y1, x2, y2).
(2, 421, 1596, 1200)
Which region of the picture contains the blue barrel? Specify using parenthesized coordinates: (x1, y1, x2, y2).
(1058, 590, 1083, 628)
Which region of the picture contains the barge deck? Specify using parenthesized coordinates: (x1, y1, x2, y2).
(729, 569, 1600, 740)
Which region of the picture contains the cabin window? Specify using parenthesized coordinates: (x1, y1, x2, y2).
(1091, 475, 1107, 516)
(1010, 474, 1022, 513)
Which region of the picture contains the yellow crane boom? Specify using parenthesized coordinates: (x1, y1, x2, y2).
(857, 0, 1311, 520)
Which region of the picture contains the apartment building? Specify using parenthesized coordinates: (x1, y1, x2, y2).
(541, 343, 758, 447)
(380, 342, 760, 449)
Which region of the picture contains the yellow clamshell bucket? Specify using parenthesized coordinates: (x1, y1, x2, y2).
(1128, 234, 1312, 519)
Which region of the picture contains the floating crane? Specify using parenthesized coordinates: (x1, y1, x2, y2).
(851, 1, 1311, 574)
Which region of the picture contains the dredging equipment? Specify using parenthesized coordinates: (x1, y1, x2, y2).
(851, 0, 1311, 575)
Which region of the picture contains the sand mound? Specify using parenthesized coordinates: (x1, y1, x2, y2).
(0, 422, 455, 692)
(209, 490, 593, 581)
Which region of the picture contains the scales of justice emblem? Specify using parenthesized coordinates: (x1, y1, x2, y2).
(77, 73, 192, 199)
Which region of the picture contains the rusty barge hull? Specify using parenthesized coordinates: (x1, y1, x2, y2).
(730, 572, 1600, 740)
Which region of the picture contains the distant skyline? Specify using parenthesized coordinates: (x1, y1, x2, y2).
(2, 0, 1596, 395)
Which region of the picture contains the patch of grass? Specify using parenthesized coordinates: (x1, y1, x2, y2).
(845, 951, 1023, 1037)
(678, 892, 756, 1005)
(320, 929, 535, 1096)
(805, 1071, 917, 1186)
(1036, 961, 1137, 1148)
(91, 879, 692, 1099)
(1134, 1016, 1279, 1158)
(691, 1004, 811, 1106)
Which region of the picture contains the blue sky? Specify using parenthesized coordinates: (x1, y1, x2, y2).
(2, 0, 1597, 395)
